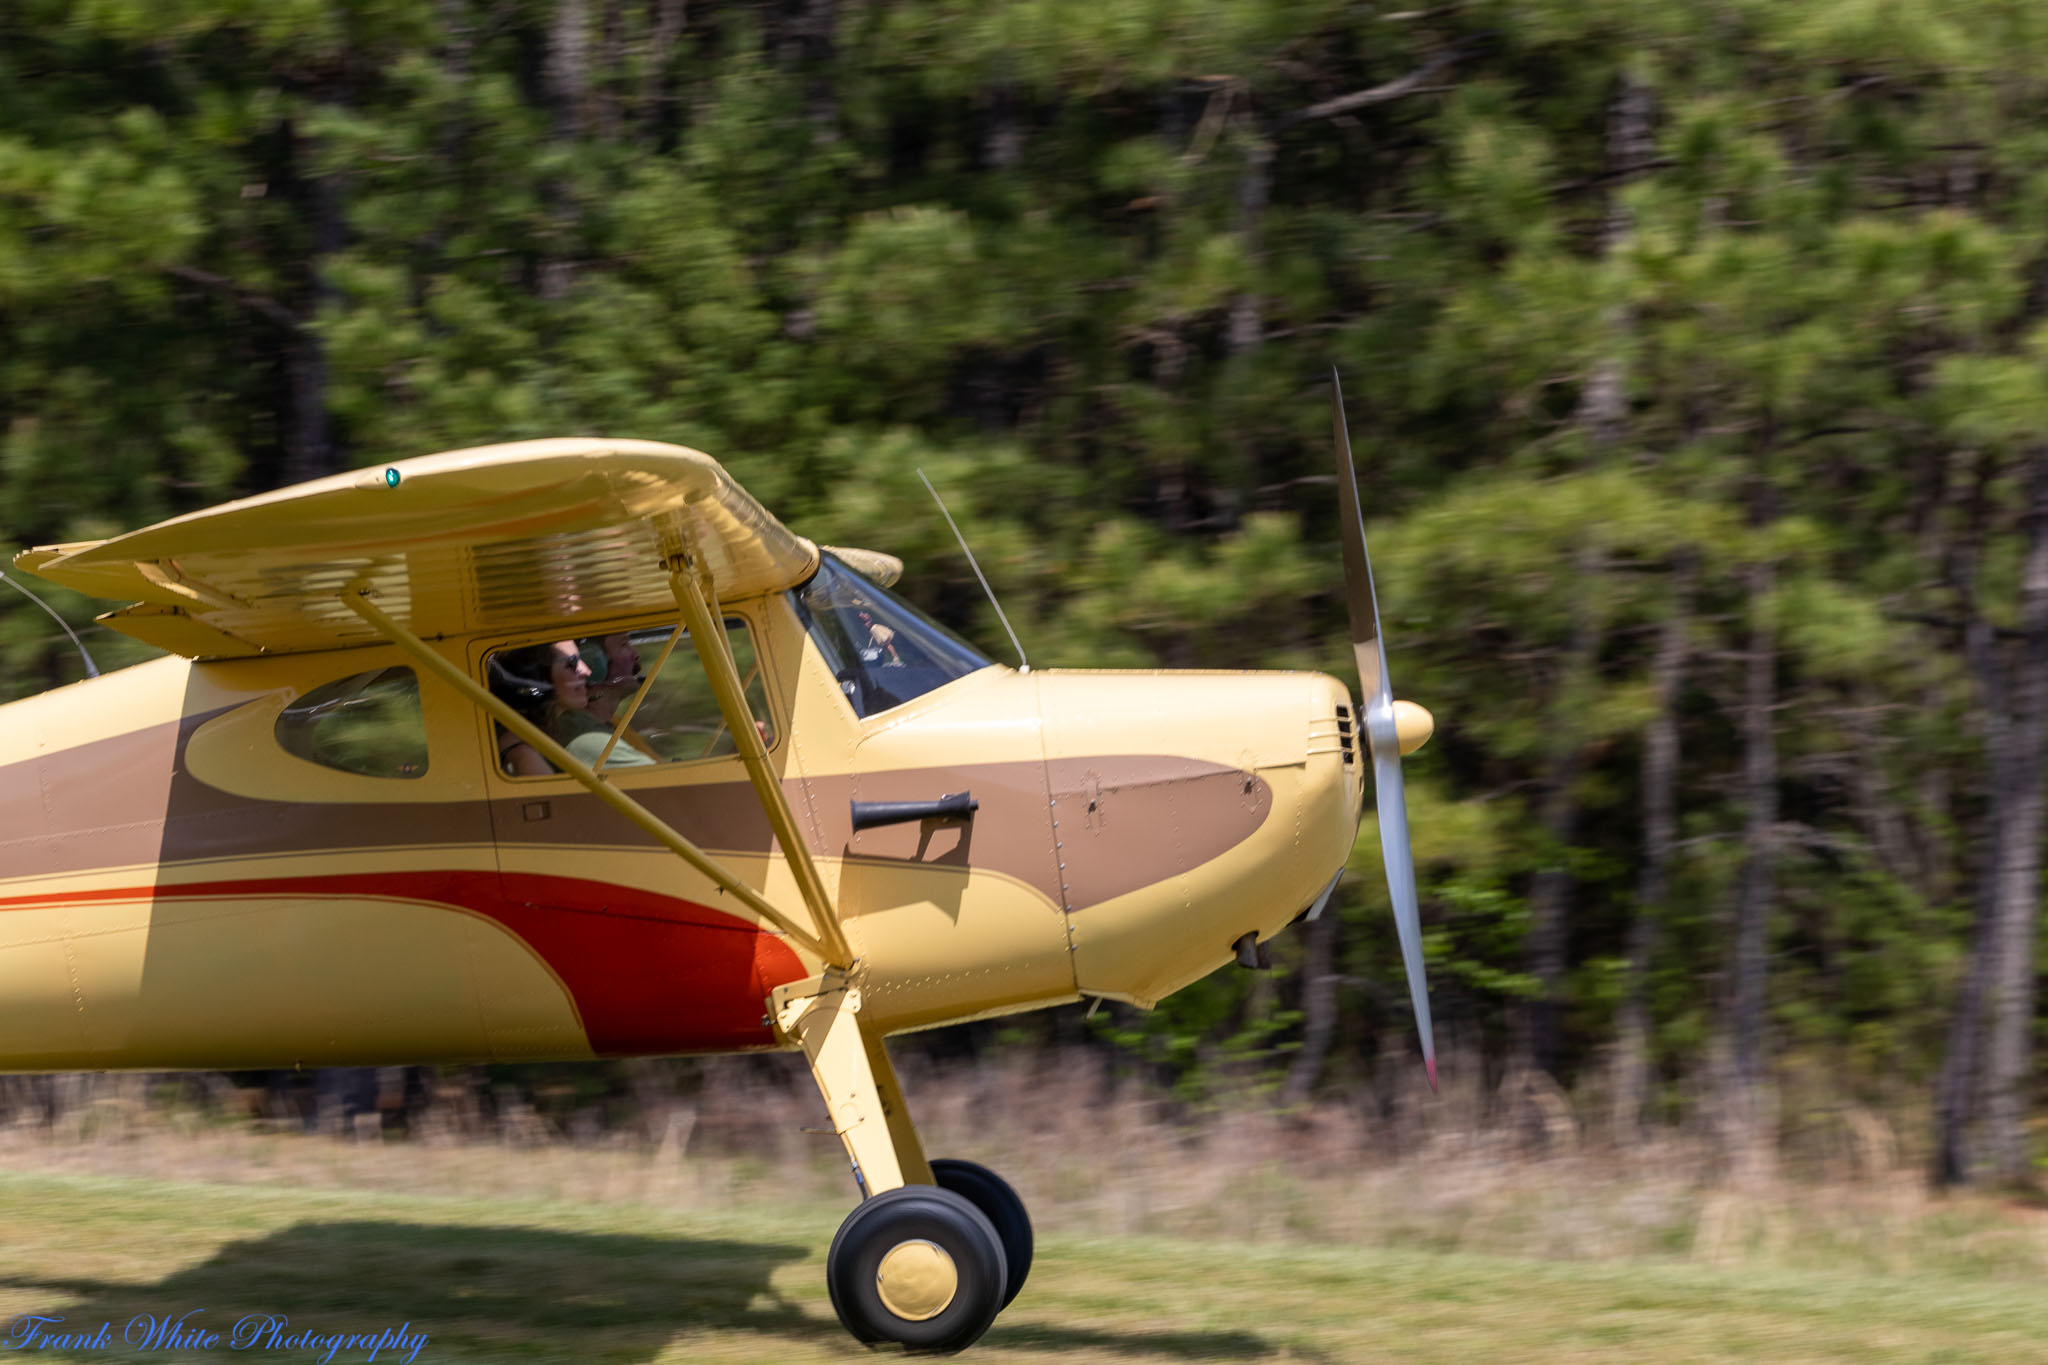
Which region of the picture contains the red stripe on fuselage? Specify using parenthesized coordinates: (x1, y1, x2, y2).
(0, 870, 807, 1056)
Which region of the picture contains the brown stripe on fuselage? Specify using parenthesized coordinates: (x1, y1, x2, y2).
(2, 715, 184, 878)
(488, 781, 775, 856)
(490, 761, 1070, 907)
(3, 708, 1270, 914)
(805, 757, 1068, 912)
(166, 714, 498, 862)
(1044, 757, 1273, 913)
(0, 708, 495, 882)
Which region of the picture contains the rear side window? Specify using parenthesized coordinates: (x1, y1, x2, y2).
(275, 667, 429, 779)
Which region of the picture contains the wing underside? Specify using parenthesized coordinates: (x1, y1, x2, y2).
(14, 439, 821, 658)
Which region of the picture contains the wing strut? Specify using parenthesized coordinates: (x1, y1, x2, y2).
(667, 552, 856, 969)
(592, 624, 684, 771)
(337, 584, 840, 965)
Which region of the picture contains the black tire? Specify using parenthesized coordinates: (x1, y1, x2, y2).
(826, 1184, 1007, 1354)
(930, 1158, 1033, 1309)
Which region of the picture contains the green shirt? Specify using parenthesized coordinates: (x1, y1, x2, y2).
(554, 709, 656, 768)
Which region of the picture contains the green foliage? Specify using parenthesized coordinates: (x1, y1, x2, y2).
(0, 0, 2039, 1117)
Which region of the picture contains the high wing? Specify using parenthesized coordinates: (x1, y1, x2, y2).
(13, 439, 819, 658)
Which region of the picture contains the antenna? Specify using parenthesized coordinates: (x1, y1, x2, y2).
(0, 571, 100, 679)
(916, 468, 1029, 672)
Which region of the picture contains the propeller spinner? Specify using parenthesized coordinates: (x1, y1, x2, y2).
(1330, 370, 1438, 1091)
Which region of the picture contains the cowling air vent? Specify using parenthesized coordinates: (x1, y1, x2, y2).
(1335, 703, 1356, 767)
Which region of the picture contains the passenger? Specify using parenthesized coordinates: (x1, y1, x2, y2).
(500, 727, 553, 776)
(496, 640, 655, 772)
(488, 650, 556, 776)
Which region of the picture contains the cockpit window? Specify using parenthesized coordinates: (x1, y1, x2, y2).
(792, 554, 995, 718)
(485, 621, 772, 776)
(275, 667, 428, 779)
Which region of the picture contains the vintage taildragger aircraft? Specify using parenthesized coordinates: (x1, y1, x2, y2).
(0, 376, 1435, 1353)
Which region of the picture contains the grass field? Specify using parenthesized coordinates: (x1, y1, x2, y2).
(0, 1167, 2044, 1364)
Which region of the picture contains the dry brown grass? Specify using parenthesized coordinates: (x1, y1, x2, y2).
(0, 1052, 2040, 1287)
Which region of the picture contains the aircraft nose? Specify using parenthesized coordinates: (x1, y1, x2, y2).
(1037, 670, 1359, 1007)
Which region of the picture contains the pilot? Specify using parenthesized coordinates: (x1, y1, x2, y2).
(584, 632, 662, 760)
(851, 602, 901, 665)
(585, 633, 639, 722)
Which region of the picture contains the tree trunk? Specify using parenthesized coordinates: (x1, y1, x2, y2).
(1934, 453, 2013, 1185)
(419, 0, 473, 304)
(1525, 795, 1579, 1080)
(1848, 687, 1924, 893)
(1614, 550, 1692, 1142)
(1720, 448, 1780, 1179)
(770, 0, 837, 142)
(984, 81, 1022, 169)
(1936, 446, 2048, 1187)
(1978, 447, 2048, 1184)
(1579, 68, 1653, 448)
(1526, 543, 1603, 1080)
(1724, 546, 1778, 1175)
(1281, 905, 1341, 1107)
(539, 0, 591, 303)
(283, 119, 344, 485)
(1226, 134, 1271, 355)
(802, 0, 838, 141)
(1529, 72, 1653, 1085)
(639, 0, 687, 145)
(595, 0, 624, 142)
(546, 0, 591, 139)
(1932, 823, 1998, 1184)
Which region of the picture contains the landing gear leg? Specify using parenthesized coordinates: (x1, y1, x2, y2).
(772, 968, 932, 1197)
(774, 971, 1008, 1353)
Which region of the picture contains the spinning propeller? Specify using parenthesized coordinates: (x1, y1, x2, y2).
(1330, 370, 1438, 1091)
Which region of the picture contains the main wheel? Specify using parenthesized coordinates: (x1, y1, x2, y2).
(826, 1184, 1007, 1354)
(930, 1158, 1033, 1309)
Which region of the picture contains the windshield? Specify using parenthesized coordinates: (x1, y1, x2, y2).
(792, 554, 995, 718)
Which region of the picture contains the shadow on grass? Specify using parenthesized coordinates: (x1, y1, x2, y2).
(0, 1219, 830, 1360)
(1, 1218, 1297, 1361)
(985, 1321, 1299, 1360)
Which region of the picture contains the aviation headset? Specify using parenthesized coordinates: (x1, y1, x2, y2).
(486, 640, 625, 705)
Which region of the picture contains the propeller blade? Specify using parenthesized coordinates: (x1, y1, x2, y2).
(1331, 369, 1437, 1090)
(1331, 374, 1387, 709)
(1373, 747, 1437, 1090)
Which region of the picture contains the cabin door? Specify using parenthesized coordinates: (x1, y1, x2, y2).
(475, 615, 800, 1058)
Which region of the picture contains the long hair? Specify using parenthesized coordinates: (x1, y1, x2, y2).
(489, 644, 565, 729)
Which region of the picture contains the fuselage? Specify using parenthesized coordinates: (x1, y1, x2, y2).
(0, 586, 1361, 1071)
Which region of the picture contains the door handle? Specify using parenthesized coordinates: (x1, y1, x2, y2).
(849, 791, 979, 833)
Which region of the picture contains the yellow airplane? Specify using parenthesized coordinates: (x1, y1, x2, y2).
(0, 376, 1433, 1353)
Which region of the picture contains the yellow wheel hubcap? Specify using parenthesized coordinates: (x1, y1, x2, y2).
(875, 1238, 958, 1321)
